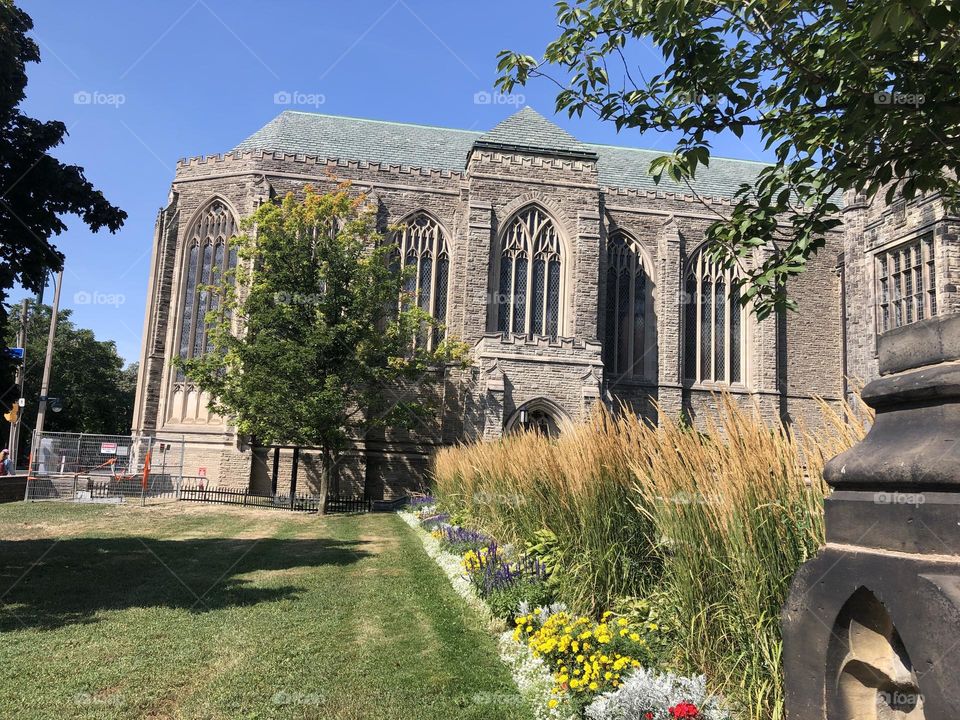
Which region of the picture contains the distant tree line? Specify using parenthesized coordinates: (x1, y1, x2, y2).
(3, 302, 137, 462)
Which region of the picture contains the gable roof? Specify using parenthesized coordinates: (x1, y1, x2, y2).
(233, 109, 765, 199)
(472, 106, 596, 159)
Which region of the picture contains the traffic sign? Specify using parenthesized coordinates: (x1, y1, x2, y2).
(3, 347, 24, 360)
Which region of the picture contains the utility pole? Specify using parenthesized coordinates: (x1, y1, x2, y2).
(7, 298, 28, 469)
(33, 269, 63, 449)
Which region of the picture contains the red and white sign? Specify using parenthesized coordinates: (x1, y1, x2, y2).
(198, 467, 207, 478)
(100, 442, 117, 455)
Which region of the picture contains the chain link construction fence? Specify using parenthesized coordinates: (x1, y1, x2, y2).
(24, 432, 185, 504)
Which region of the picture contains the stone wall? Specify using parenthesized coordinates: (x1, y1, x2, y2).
(133, 143, 847, 492)
(843, 189, 960, 388)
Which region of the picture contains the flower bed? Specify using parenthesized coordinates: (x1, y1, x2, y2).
(403, 502, 731, 720)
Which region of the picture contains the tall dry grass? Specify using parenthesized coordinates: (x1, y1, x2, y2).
(431, 395, 867, 720)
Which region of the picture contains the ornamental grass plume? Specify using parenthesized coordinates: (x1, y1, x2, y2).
(431, 393, 868, 720)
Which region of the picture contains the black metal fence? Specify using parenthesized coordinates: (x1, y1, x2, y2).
(177, 484, 369, 514)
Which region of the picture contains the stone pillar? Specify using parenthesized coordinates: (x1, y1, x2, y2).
(782, 314, 960, 718)
(656, 217, 683, 418)
(462, 201, 494, 343)
(574, 210, 601, 340)
(481, 359, 506, 440)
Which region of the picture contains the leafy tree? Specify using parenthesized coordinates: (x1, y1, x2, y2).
(496, 0, 960, 317)
(3, 303, 137, 461)
(180, 184, 466, 511)
(0, 1, 126, 380)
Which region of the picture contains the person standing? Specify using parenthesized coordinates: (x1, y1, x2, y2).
(0, 449, 12, 476)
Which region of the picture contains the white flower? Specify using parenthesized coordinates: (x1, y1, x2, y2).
(585, 666, 734, 720)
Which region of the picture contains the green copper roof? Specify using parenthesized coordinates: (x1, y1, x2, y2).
(234, 109, 765, 199)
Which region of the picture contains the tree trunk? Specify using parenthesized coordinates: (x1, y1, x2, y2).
(318, 446, 332, 516)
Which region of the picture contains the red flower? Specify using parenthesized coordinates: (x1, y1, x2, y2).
(669, 702, 700, 719)
(644, 714, 653, 720)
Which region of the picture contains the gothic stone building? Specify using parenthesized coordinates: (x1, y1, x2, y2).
(132, 107, 849, 498)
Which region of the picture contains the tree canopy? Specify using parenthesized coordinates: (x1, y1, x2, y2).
(496, 0, 960, 317)
(180, 184, 466, 507)
(0, 1, 126, 379)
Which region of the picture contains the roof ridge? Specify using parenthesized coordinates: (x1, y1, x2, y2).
(278, 109, 484, 136)
(581, 140, 769, 166)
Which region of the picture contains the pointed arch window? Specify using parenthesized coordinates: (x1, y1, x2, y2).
(496, 206, 562, 336)
(395, 212, 450, 349)
(603, 232, 654, 378)
(683, 248, 745, 385)
(177, 199, 238, 375)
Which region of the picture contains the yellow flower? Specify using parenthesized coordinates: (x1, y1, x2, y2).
(630, 632, 641, 642)
(548, 699, 558, 709)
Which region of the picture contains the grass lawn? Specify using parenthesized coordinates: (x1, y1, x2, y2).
(0, 502, 531, 720)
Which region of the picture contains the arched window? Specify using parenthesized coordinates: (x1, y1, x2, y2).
(496, 206, 563, 336)
(683, 247, 745, 385)
(177, 199, 238, 373)
(603, 232, 653, 378)
(395, 212, 450, 349)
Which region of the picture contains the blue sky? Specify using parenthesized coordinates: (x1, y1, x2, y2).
(13, 0, 770, 364)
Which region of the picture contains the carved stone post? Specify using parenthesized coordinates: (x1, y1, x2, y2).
(782, 314, 960, 718)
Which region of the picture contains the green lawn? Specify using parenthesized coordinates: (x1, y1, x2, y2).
(0, 502, 531, 720)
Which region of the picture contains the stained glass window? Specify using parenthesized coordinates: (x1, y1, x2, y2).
(683, 247, 746, 385)
(177, 199, 237, 376)
(603, 232, 654, 378)
(497, 207, 563, 336)
(394, 212, 450, 350)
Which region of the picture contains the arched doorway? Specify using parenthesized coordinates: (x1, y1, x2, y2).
(504, 398, 569, 438)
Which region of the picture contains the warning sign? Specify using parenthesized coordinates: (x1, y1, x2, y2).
(100, 442, 117, 455)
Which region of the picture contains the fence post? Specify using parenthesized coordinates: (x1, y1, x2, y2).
(271, 447, 280, 495)
(289, 447, 300, 511)
(22, 450, 32, 501)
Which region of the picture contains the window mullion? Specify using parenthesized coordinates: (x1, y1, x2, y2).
(695, 260, 703, 383)
(509, 256, 518, 334)
(627, 254, 636, 376)
(526, 252, 535, 334)
(724, 271, 731, 384)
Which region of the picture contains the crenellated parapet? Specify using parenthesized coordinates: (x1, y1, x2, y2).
(467, 149, 598, 175)
(174, 149, 465, 183)
(474, 331, 602, 358)
(600, 184, 738, 208)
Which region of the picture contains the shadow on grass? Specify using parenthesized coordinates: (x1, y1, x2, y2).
(0, 536, 372, 632)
